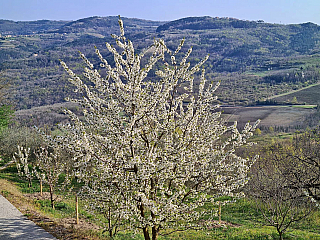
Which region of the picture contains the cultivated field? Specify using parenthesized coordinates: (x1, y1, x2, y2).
(222, 105, 315, 128)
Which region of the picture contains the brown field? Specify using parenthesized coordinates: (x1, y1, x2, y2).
(14, 103, 315, 131)
(14, 102, 80, 127)
(221, 106, 315, 128)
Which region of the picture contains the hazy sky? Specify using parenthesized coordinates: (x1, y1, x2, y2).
(1, 0, 320, 25)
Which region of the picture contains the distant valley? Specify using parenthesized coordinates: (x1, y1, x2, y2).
(2, 15, 320, 129)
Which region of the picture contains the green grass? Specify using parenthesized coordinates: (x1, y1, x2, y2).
(291, 105, 317, 109)
(272, 83, 320, 105)
(268, 82, 320, 101)
(245, 71, 270, 78)
(250, 133, 296, 146)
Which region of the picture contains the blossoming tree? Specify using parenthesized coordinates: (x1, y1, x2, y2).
(59, 17, 259, 240)
(13, 145, 33, 188)
(34, 146, 65, 209)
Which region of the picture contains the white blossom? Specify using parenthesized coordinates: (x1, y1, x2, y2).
(58, 16, 259, 239)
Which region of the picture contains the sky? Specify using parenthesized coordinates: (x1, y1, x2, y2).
(1, 0, 320, 25)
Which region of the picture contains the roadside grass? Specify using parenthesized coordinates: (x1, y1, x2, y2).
(1, 165, 320, 239)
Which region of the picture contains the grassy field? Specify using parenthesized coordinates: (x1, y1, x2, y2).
(266, 82, 320, 101)
(1, 160, 320, 240)
(272, 84, 320, 105)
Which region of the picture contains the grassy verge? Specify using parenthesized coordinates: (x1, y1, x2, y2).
(1, 165, 320, 239)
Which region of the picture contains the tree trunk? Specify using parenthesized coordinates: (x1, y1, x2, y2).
(142, 227, 151, 240)
(219, 202, 221, 225)
(76, 194, 79, 224)
(277, 228, 283, 240)
(108, 206, 113, 237)
(279, 232, 283, 240)
(150, 210, 158, 240)
(28, 178, 32, 188)
(152, 226, 158, 240)
(49, 185, 55, 210)
(139, 202, 150, 240)
(40, 179, 43, 197)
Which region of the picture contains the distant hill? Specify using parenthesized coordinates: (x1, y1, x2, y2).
(156, 16, 275, 32)
(1, 16, 320, 111)
(157, 16, 320, 55)
(0, 19, 70, 35)
(0, 16, 164, 37)
(51, 16, 164, 35)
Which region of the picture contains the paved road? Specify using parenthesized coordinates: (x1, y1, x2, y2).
(0, 194, 56, 240)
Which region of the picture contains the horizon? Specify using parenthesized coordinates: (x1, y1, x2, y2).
(0, 15, 319, 26)
(1, 0, 320, 25)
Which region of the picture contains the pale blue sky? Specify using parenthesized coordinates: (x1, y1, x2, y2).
(1, 0, 320, 25)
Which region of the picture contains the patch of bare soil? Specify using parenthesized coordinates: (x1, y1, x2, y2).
(207, 220, 241, 229)
(59, 218, 101, 231)
(25, 210, 101, 240)
(22, 192, 101, 239)
(24, 192, 62, 202)
(200, 219, 241, 230)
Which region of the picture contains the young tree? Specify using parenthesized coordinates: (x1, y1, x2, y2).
(285, 129, 320, 206)
(59, 17, 259, 240)
(254, 128, 262, 135)
(248, 144, 316, 240)
(14, 141, 65, 209)
(34, 146, 65, 209)
(13, 145, 34, 187)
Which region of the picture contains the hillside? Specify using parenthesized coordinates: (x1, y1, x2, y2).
(1, 16, 320, 111)
(157, 16, 277, 31)
(52, 16, 163, 34)
(0, 19, 70, 35)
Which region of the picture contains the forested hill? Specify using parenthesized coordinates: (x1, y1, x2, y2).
(0, 16, 164, 36)
(156, 16, 275, 31)
(156, 16, 320, 31)
(0, 19, 70, 35)
(157, 16, 320, 54)
(52, 16, 164, 34)
(2, 16, 320, 111)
